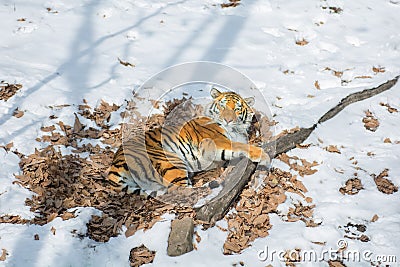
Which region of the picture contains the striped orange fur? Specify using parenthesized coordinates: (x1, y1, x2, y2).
(108, 88, 270, 194)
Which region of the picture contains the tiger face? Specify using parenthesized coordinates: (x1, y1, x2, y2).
(208, 88, 255, 132)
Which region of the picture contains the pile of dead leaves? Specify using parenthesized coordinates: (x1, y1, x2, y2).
(0, 215, 30, 224)
(340, 222, 370, 243)
(0, 82, 22, 101)
(5, 95, 317, 259)
(339, 178, 363, 195)
(362, 110, 379, 132)
(79, 99, 120, 128)
(222, 150, 320, 254)
(129, 245, 156, 267)
(248, 111, 275, 146)
(223, 166, 318, 254)
(373, 169, 398, 194)
(6, 100, 180, 242)
(277, 153, 319, 177)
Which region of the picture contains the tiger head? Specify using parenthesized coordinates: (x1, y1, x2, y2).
(208, 88, 255, 132)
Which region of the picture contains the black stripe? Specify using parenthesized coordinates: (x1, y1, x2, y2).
(108, 171, 121, 177)
(125, 153, 149, 181)
(161, 166, 180, 176)
(169, 176, 188, 185)
(177, 137, 190, 155)
(160, 127, 182, 152)
(221, 149, 226, 161)
(146, 132, 162, 147)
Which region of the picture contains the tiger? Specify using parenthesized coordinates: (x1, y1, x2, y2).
(107, 88, 270, 194)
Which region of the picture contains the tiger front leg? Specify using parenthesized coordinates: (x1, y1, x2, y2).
(228, 141, 270, 167)
(200, 138, 270, 167)
(245, 143, 270, 167)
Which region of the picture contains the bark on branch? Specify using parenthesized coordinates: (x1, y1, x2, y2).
(267, 76, 399, 157)
(195, 158, 255, 224)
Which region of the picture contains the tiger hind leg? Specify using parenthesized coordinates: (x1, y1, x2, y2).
(107, 165, 141, 194)
(149, 148, 191, 188)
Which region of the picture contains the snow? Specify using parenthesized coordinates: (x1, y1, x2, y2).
(1, 0, 400, 266)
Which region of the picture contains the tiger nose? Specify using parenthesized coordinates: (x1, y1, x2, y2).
(221, 109, 236, 123)
(224, 117, 234, 123)
(224, 113, 236, 123)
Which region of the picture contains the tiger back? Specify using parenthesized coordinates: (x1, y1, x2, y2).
(107, 88, 270, 193)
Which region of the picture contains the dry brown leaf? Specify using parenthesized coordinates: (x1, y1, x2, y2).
(223, 241, 241, 254)
(0, 249, 7, 261)
(372, 66, 385, 74)
(195, 231, 201, 243)
(118, 57, 135, 68)
(221, 0, 240, 8)
(41, 125, 56, 132)
(296, 143, 311, 149)
(73, 113, 84, 133)
(314, 80, 321, 90)
(384, 138, 392, 143)
(13, 108, 24, 118)
(47, 213, 58, 223)
(223, 166, 314, 254)
(305, 197, 313, 203)
(333, 70, 343, 78)
(282, 70, 294, 75)
(296, 38, 309, 46)
(354, 75, 372, 79)
(371, 214, 379, 222)
(253, 214, 269, 226)
(325, 145, 341, 154)
(51, 226, 56, 235)
(150, 99, 160, 109)
(61, 212, 76, 221)
(1, 142, 14, 152)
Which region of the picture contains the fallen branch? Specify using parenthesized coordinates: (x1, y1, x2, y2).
(267, 76, 399, 157)
(195, 158, 255, 224)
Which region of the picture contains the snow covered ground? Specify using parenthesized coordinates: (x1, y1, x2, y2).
(1, 0, 400, 266)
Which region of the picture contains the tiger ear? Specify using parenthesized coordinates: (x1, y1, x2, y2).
(210, 88, 222, 99)
(244, 97, 255, 106)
